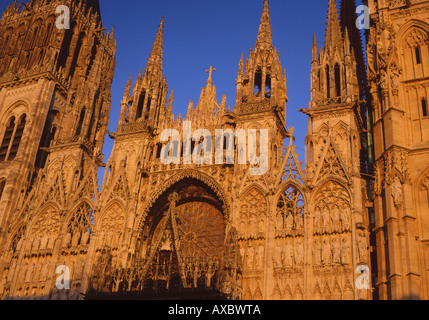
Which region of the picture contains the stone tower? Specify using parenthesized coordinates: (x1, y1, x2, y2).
(300, 0, 372, 300)
(366, 0, 429, 300)
(0, 0, 116, 299)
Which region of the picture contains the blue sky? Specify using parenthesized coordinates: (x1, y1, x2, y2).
(1, 0, 365, 172)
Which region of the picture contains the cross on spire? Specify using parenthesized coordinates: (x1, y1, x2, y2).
(206, 66, 216, 84)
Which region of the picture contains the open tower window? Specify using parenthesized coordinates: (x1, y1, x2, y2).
(415, 46, 422, 65)
(254, 68, 262, 97)
(325, 65, 330, 99)
(265, 74, 272, 99)
(335, 64, 341, 97)
(0, 114, 27, 162)
(8, 114, 26, 161)
(0, 117, 15, 162)
(422, 98, 428, 117)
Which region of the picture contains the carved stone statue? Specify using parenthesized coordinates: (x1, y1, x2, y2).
(24, 263, 34, 283)
(391, 177, 403, 208)
(322, 208, 330, 234)
(256, 245, 264, 270)
(81, 231, 90, 246)
(239, 219, 246, 236)
(340, 205, 350, 232)
(331, 207, 340, 233)
(249, 218, 256, 238)
(341, 237, 350, 265)
(321, 239, 331, 266)
(285, 213, 294, 234)
(246, 244, 254, 270)
(314, 209, 321, 234)
(390, 67, 401, 89)
(294, 240, 304, 267)
(39, 261, 49, 282)
(295, 213, 304, 231)
(273, 242, 282, 268)
(332, 238, 340, 265)
(62, 233, 72, 248)
(276, 213, 283, 231)
(358, 232, 368, 263)
(258, 218, 265, 234)
(39, 235, 49, 251)
(71, 231, 81, 248)
(379, 69, 387, 90)
(283, 240, 293, 268)
(313, 239, 321, 266)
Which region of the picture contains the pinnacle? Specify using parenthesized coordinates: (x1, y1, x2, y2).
(255, 0, 273, 51)
(237, 53, 244, 77)
(124, 74, 132, 97)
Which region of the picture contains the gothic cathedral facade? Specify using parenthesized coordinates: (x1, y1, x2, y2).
(0, 0, 427, 300)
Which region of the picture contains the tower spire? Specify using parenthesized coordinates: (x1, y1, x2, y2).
(255, 0, 273, 52)
(146, 17, 164, 73)
(325, 0, 342, 50)
(339, 0, 367, 99)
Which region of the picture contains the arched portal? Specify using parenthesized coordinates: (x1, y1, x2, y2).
(145, 200, 225, 292)
(138, 178, 226, 295)
(88, 176, 229, 299)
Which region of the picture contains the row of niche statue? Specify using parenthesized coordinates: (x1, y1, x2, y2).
(13, 229, 92, 255)
(238, 215, 266, 238)
(313, 205, 351, 235)
(272, 239, 305, 268)
(271, 235, 357, 269)
(11, 258, 86, 286)
(242, 243, 265, 270)
(13, 228, 124, 259)
(15, 234, 56, 254)
(61, 229, 92, 249)
(275, 211, 304, 232)
(312, 236, 351, 267)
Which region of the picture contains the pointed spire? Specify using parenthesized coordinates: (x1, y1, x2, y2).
(255, 0, 273, 51)
(110, 25, 116, 42)
(339, 0, 367, 98)
(124, 75, 132, 99)
(146, 17, 164, 72)
(168, 89, 174, 104)
(312, 33, 318, 61)
(237, 52, 244, 77)
(167, 89, 174, 114)
(324, 0, 342, 50)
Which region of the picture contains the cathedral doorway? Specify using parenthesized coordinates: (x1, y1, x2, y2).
(85, 176, 232, 300)
(136, 177, 228, 299)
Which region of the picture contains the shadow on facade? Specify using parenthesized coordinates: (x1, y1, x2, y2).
(2, 288, 228, 301)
